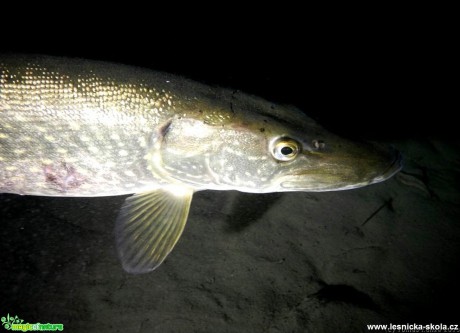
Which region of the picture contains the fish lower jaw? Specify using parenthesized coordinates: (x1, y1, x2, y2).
(278, 179, 379, 192)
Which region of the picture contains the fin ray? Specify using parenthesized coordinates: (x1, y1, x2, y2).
(115, 187, 193, 273)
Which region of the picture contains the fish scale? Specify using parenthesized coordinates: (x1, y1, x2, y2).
(0, 55, 402, 273)
(0, 56, 177, 196)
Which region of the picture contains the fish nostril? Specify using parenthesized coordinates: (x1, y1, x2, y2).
(312, 140, 326, 150)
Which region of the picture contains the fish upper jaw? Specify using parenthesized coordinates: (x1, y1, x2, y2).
(368, 149, 403, 185)
(275, 145, 403, 193)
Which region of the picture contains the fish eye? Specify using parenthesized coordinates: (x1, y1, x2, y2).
(270, 138, 300, 161)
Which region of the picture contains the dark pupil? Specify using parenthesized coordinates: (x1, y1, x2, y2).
(281, 146, 293, 155)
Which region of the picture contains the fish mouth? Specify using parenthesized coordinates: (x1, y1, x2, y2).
(371, 148, 403, 184)
(279, 147, 403, 191)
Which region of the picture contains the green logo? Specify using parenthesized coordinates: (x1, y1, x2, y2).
(1, 314, 63, 331)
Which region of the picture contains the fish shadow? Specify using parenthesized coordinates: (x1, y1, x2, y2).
(223, 192, 283, 233)
(310, 283, 379, 311)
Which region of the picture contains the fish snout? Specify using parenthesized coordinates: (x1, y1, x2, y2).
(277, 139, 402, 192)
(370, 146, 403, 184)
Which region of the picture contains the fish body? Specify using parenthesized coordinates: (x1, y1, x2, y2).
(0, 55, 224, 196)
(0, 55, 402, 273)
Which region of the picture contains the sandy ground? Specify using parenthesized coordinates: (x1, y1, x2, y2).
(1, 138, 459, 332)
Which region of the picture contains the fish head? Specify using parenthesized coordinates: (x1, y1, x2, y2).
(266, 133, 402, 192)
(153, 94, 402, 193)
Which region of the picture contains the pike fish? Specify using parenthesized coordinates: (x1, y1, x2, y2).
(0, 55, 402, 273)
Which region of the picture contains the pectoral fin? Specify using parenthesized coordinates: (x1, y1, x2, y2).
(115, 186, 193, 273)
